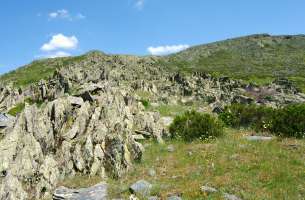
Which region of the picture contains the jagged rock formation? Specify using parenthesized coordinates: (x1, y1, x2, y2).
(0, 51, 304, 200)
(0, 83, 164, 199)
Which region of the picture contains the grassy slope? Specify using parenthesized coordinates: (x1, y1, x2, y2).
(164, 34, 305, 91)
(59, 129, 305, 200)
(107, 129, 305, 200)
(0, 54, 88, 88)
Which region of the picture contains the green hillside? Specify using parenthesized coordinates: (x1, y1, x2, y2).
(164, 34, 305, 91)
(0, 54, 88, 88)
(1, 34, 305, 91)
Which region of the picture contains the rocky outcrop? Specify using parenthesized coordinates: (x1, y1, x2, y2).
(0, 84, 165, 199)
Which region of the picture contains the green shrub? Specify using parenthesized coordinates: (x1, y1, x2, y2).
(270, 104, 305, 138)
(140, 99, 150, 109)
(169, 110, 224, 141)
(8, 102, 25, 116)
(219, 103, 305, 138)
(219, 104, 274, 131)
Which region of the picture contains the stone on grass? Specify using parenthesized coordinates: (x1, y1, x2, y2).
(245, 136, 273, 141)
(223, 193, 242, 200)
(161, 117, 173, 127)
(129, 180, 152, 197)
(148, 168, 156, 177)
(167, 195, 182, 200)
(167, 145, 175, 152)
(148, 196, 159, 200)
(53, 182, 107, 200)
(200, 185, 218, 194)
(129, 194, 139, 200)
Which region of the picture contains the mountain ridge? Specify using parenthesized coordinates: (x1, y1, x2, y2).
(1, 34, 305, 92)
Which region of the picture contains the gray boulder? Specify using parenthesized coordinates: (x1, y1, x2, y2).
(167, 196, 182, 200)
(129, 180, 152, 197)
(0, 113, 15, 128)
(224, 193, 242, 200)
(200, 186, 218, 194)
(167, 145, 175, 152)
(53, 182, 107, 200)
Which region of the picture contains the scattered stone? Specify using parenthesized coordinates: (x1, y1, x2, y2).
(161, 116, 173, 127)
(200, 186, 218, 194)
(129, 194, 139, 200)
(167, 145, 175, 152)
(167, 195, 182, 200)
(135, 130, 152, 138)
(53, 182, 107, 200)
(148, 196, 159, 200)
(0, 113, 15, 128)
(132, 134, 146, 141)
(148, 168, 156, 177)
(245, 136, 273, 141)
(130, 180, 152, 197)
(223, 193, 242, 200)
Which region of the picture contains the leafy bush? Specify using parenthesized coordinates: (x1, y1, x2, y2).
(219, 103, 305, 138)
(8, 102, 25, 116)
(169, 110, 224, 141)
(270, 104, 305, 138)
(140, 99, 150, 109)
(219, 104, 274, 131)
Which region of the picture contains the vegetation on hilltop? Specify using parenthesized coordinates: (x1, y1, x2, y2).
(0, 53, 89, 88)
(164, 34, 305, 91)
(2, 34, 305, 92)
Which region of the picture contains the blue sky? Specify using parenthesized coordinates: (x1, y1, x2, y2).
(1, 0, 305, 74)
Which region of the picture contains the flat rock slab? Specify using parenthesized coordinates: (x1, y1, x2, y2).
(0, 113, 15, 128)
(161, 117, 173, 127)
(53, 182, 107, 200)
(224, 193, 242, 200)
(130, 180, 152, 197)
(245, 136, 273, 141)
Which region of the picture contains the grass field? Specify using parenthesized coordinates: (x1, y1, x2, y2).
(59, 128, 305, 200)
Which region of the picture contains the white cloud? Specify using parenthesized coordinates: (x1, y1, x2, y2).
(48, 9, 85, 21)
(135, 0, 145, 10)
(41, 34, 78, 52)
(49, 9, 70, 19)
(76, 13, 86, 20)
(147, 44, 190, 55)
